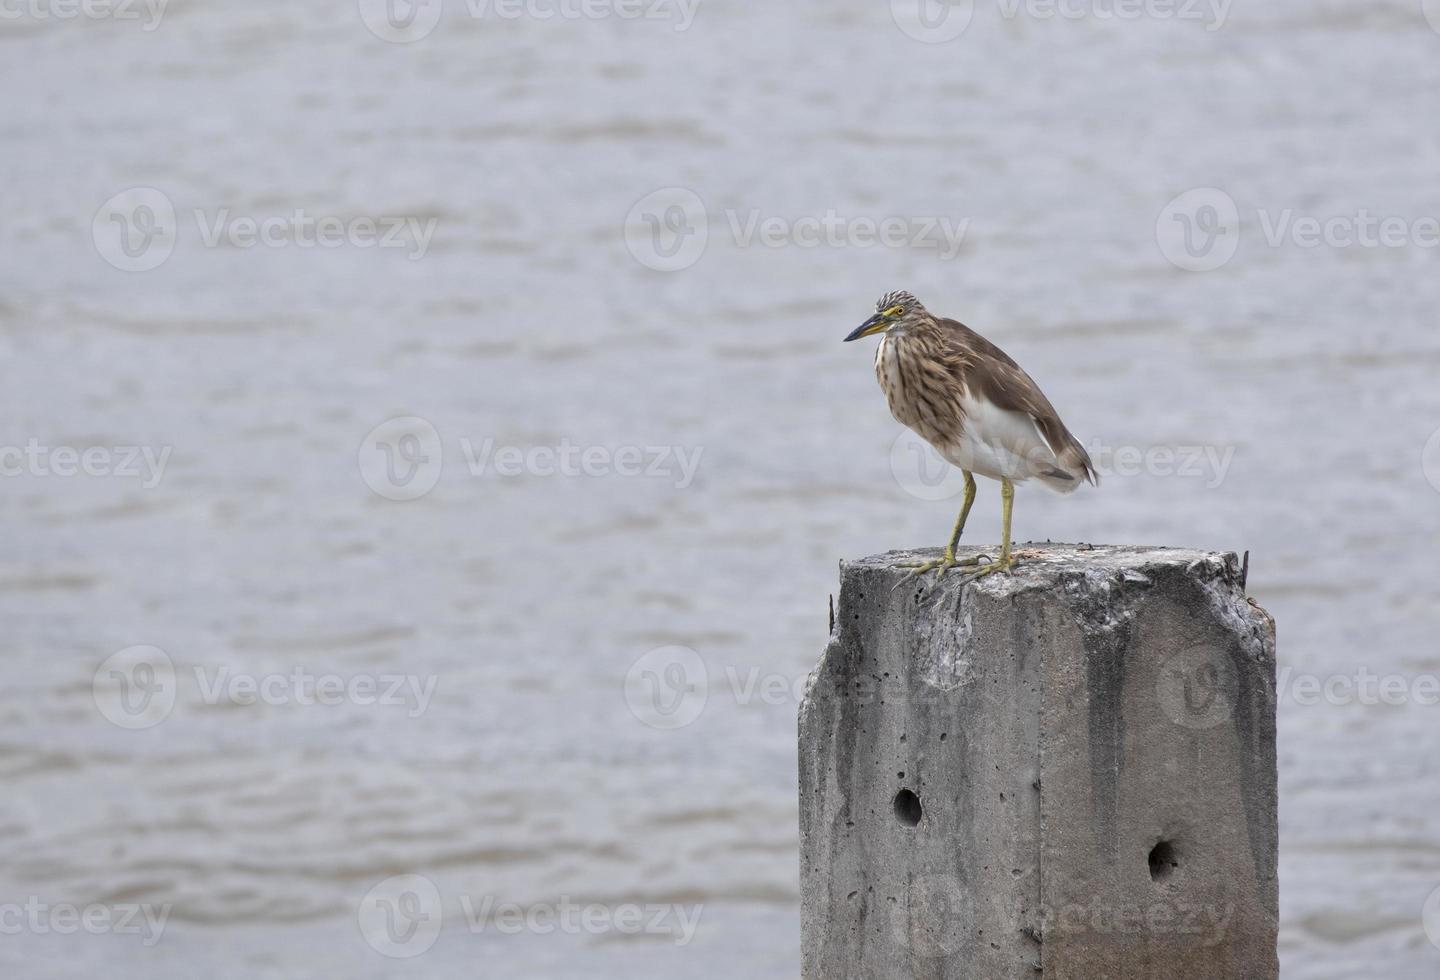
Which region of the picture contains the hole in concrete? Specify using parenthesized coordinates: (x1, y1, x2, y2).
(893, 789, 923, 827)
(1148, 840, 1179, 882)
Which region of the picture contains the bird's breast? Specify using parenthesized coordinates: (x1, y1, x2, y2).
(874, 333, 964, 448)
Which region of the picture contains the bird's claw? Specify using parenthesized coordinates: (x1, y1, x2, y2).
(965, 554, 1017, 579)
(893, 552, 986, 590)
(893, 551, 1015, 590)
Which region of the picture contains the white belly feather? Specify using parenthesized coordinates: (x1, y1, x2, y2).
(940, 390, 1058, 484)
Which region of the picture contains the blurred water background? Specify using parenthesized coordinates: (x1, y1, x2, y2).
(2, 0, 1440, 976)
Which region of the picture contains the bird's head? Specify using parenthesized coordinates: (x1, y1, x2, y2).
(843, 290, 929, 342)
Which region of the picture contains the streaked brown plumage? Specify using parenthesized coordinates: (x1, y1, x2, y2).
(845, 290, 1096, 579)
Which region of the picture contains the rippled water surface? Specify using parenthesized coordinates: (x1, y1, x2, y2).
(3, 0, 1440, 976)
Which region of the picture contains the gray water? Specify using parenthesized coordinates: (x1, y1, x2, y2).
(2, 0, 1440, 976)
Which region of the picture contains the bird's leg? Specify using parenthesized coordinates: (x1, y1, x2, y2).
(969, 478, 1017, 578)
(897, 472, 985, 582)
(946, 471, 978, 554)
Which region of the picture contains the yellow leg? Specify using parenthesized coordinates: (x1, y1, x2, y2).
(898, 472, 984, 581)
(946, 471, 978, 554)
(971, 478, 1017, 578)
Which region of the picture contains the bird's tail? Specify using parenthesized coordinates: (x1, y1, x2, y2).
(1034, 428, 1098, 495)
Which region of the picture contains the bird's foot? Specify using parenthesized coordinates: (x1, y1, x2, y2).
(894, 551, 987, 588)
(965, 552, 1017, 580)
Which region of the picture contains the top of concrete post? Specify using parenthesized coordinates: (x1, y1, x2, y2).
(800, 541, 1277, 980)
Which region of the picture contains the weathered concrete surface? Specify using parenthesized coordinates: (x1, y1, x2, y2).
(799, 544, 1277, 980)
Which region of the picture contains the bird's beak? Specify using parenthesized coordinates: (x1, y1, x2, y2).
(844, 313, 889, 342)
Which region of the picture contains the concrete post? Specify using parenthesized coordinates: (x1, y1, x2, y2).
(799, 544, 1277, 980)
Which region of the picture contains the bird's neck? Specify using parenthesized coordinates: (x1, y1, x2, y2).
(887, 317, 944, 352)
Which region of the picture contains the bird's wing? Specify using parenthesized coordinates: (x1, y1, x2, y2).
(936, 318, 1098, 486)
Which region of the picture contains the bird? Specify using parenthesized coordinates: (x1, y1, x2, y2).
(844, 290, 1096, 580)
